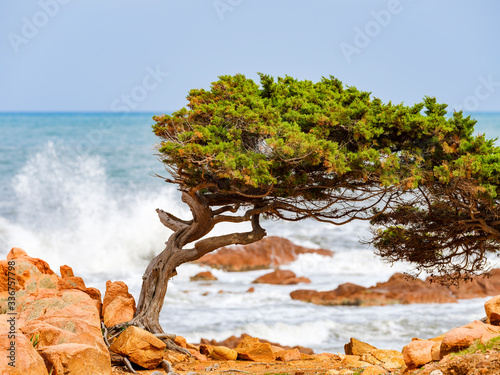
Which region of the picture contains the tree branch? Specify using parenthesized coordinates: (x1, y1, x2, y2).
(186, 213, 266, 260)
(156, 209, 192, 231)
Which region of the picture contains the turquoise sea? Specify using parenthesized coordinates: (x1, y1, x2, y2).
(1, 112, 499, 353)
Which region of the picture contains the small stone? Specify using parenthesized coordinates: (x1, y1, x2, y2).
(190, 271, 217, 281)
(430, 371, 444, 375)
(210, 345, 238, 360)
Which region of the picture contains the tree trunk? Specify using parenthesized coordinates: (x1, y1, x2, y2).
(131, 235, 194, 333)
(108, 190, 266, 336)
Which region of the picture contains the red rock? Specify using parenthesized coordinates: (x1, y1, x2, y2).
(7, 247, 55, 275)
(402, 339, 434, 369)
(102, 281, 135, 327)
(0, 315, 49, 375)
(174, 335, 188, 348)
(370, 349, 405, 370)
(291, 273, 457, 306)
(236, 336, 275, 362)
(485, 295, 500, 325)
(275, 348, 301, 361)
(435, 269, 500, 299)
(109, 326, 166, 369)
(362, 365, 387, 375)
(252, 269, 311, 285)
(16, 288, 109, 368)
(200, 334, 314, 354)
(189, 349, 208, 362)
(39, 343, 111, 375)
(1, 249, 55, 292)
(211, 345, 238, 360)
(290, 283, 366, 306)
(246, 287, 255, 293)
(190, 271, 218, 281)
(197, 236, 333, 271)
(344, 338, 377, 355)
(440, 320, 500, 356)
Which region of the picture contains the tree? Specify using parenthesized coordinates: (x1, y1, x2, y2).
(370, 134, 500, 283)
(111, 73, 491, 334)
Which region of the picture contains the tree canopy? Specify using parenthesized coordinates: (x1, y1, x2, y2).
(153, 73, 488, 229)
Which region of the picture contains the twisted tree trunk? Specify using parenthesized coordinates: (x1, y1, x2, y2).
(109, 189, 266, 335)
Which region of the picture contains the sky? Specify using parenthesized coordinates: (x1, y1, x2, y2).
(1, 0, 500, 113)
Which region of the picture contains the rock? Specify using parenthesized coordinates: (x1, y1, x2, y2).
(440, 320, 500, 356)
(440, 269, 500, 299)
(1, 248, 55, 292)
(236, 336, 275, 362)
(402, 339, 435, 369)
(361, 365, 387, 375)
(199, 344, 213, 356)
(200, 334, 314, 354)
(190, 271, 218, 281)
(189, 349, 208, 362)
(174, 335, 188, 348)
(326, 370, 354, 375)
(370, 349, 405, 370)
(210, 345, 238, 360)
(109, 325, 166, 369)
(16, 287, 110, 373)
(102, 281, 135, 327)
(344, 338, 378, 355)
(56, 265, 102, 315)
(291, 273, 457, 306)
(197, 236, 333, 271)
(485, 295, 500, 325)
(39, 343, 111, 375)
(252, 269, 311, 285)
(340, 354, 371, 368)
(246, 287, 255, 293)
(275, 348, 301, 361)
(0, 315, 49, 375)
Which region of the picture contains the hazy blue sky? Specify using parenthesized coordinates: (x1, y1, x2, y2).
(1, 1, 499, 113)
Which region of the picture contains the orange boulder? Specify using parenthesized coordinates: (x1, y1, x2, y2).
(197, 236, 333, 272)
(0, 315, 49, 375)
(236, 336, 276, 362)
(102, 280, 136, 327)
(252, 269, 311, 285)
(109, 325, 166, 369)
(190, 271, 218, 281)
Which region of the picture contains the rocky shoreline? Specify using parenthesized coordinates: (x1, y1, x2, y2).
(3, 240, 500, 374)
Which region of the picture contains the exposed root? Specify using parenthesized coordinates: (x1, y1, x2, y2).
(101, 322, 110, 347)
(123, 357, 138, 374)
(161, 359, 179, 375)
(164, 338, 193, 357)
(154, 333, 176, 340)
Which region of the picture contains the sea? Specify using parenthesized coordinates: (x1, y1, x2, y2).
(1, 112, 500, 354)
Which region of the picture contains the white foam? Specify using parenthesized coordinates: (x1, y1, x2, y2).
(0, 142, 184, 274)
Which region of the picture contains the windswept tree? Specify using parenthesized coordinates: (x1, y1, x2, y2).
(371, 133, 500, 283)
(112, 73, 491, 334)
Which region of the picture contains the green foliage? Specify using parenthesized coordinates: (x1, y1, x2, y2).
(452, 335, 500, 357)
(153, 74, 487, 199)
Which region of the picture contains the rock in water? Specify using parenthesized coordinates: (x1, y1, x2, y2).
(197, 236, 333, 271)
(252, 269, 311, 285)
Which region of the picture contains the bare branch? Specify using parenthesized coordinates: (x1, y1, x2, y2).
(156, 209, 191, 232)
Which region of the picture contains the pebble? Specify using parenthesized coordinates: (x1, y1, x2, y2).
(430, 371, 444, 375)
